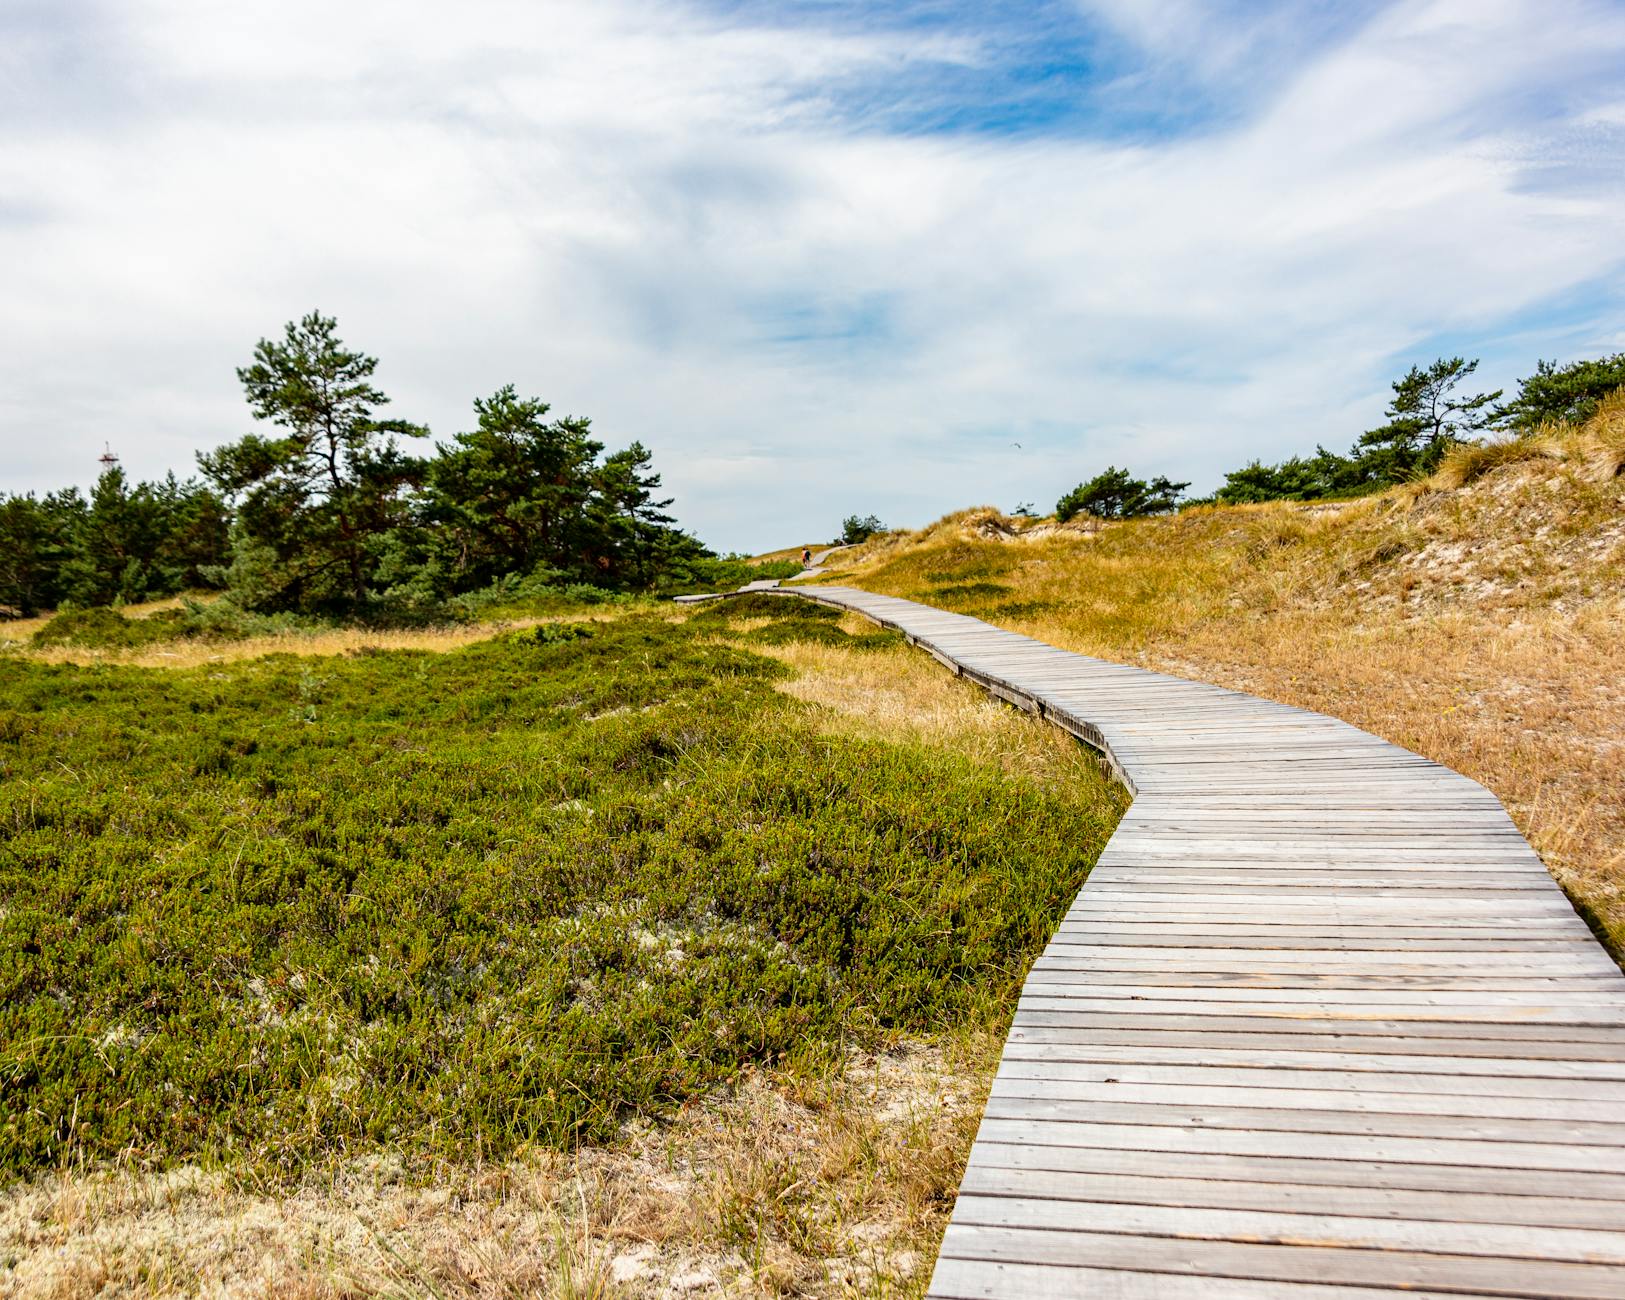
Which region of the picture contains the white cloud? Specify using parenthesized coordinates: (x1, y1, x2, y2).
(1, 0, 1623, 551)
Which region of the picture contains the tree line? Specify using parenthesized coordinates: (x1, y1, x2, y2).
(1, 313, 727, 620)
(1054, 351, 1625, 520)
(8, 333, 1620, 620)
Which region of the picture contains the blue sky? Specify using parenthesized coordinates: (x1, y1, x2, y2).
(2, 0, 1624, 552)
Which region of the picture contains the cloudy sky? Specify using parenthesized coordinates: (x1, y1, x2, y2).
(3, 0, 1624, 552)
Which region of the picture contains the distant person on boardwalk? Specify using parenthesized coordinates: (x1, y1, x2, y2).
(801, 547, 812, 567)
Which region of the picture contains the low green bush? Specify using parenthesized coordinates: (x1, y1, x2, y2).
(0, 611, 1121, 1179)
(30, 606, 186, 648)
(29, 600, 323, 649)
(656, 556, 804, 597)
(451, 571, 644, 619)
(509, 621, 595, 646)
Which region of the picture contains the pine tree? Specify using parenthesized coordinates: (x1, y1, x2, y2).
(1494, 354, 1625, 431)
(1056, 468, 1188, 521)
(200, 313, 425, 614)
(425, 386, 602, 590)
(1354, 358, 1500, 482)
(0, 491, 81, 617)
(586, 442, 698, 587)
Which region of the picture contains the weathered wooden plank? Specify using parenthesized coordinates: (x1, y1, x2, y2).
(1004, 1013, 1625, 1046)
(972, 1115, 1622, 1171)
(1061, 904, 1585, 920)
(1007, 1019, 1625, 1056)
(1003, 1034, 1625, 1070)
(1050, 933, 1597, 949)
(1025, 971, 1624, 990)
(927, 1257, 1468, 1300)
(1055, 914, 1593, 931)
(1013, 993, 1625, 1019)
(962, 1141, 1625, 1201)
(1054, 915, 1593, 932)
(986, 1075, 1625, 1122)
(978, 1095, 1625, 1147)
(948, 1193, 1625, 1264)
(1087, 870, 1554, 886)
(1030, 949, 1621, 972)
(957, 1164, 1625, 1229)
(936, 1224, 1625, 1298)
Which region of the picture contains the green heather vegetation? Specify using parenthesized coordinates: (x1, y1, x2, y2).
(0, 596, 1124, 1180)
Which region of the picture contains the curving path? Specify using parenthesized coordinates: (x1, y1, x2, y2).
(753, 581, 1625, 1298)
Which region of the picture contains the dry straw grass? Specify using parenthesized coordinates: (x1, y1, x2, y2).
(0, 1037, 995, 1300)
(825, 401, 1625, 957)
(1429, 434, 1563, 490)
(1583, 388, 1625, 480)
(758, 632, 1117, 795)
(5, 610, 666, 670)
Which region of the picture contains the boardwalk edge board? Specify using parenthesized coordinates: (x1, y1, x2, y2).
(683, 572, 1625, 1298)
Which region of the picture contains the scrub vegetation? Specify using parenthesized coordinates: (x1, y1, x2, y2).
(0, 595, 1124, 1296)
(815, 393, 1625, 960)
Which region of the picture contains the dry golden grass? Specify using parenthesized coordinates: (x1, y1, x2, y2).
(0, 1036, 996, 1300)
(750, 544, 825, 564)
(1430, 434, 1563, 490)
(757, 635, 1123, 796)
(823, 404, 1625, 958)
(1584, 388, 1625, 479)
(4, 611, 671, 670)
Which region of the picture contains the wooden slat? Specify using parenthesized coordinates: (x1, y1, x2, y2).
(716, 585, 1625, 1297)
(964, 1141, 1625, 1201)
(928, 1258, 1469, 1299)
(958, 1164, 1625, 1229)
(977, 1095, 1625, 1146)
(987, 1076, 1625, 1122)
(948, 1193, 1625, 1264)
(1004, 1014, 1625, 1046)
(936, 1223, 1625, 1299)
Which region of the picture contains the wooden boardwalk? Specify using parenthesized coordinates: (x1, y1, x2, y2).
(768, 584, 1625, 1299)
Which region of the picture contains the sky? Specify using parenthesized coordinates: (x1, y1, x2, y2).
(3, 0, 1624, 553)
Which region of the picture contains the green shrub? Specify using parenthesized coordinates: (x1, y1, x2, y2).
(451, 573, 646, 620)
(656, 556, 803, 597)
(510, 621, 595, 646)
(29, 601, 321, 648)
(1056, 468, 1188, 522)
(31, 606, 184, 648)
(0, 613, 1122, 1179)
(840, 515, 885, 545)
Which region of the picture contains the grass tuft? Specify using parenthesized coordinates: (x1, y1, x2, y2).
(1583, 389, 1625, 480)
(1429, 435, 1562, 490)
